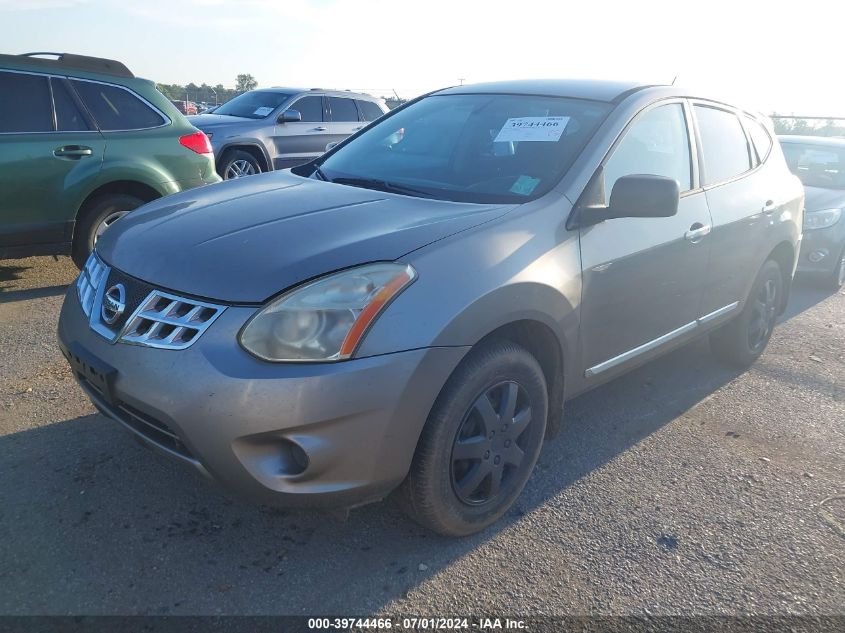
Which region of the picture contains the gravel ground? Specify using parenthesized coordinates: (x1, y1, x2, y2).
(0, 256, 842, 616)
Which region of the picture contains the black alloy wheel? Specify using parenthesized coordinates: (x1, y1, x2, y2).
(451, 381, 533, 505)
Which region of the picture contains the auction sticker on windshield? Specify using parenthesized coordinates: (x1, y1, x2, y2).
(494, 116, 570, 142)
(254, 106, 274, 116)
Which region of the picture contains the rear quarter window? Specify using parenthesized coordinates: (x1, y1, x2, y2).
(357, 99, 385, 122)
(71, 80, 165, 131)
(743, 115, 773, 163)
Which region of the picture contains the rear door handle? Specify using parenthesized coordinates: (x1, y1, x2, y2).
(352, 126, 363, 131)
(54, 145, 93, 159)
(762, 200, 777, 214)
(685, 222, 712, 243)
(312, 126, 327, 131)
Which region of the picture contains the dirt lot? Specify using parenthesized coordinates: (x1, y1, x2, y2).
(0, 256, 843, 616)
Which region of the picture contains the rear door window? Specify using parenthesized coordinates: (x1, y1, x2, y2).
(328, 97, 360, 122)
(70, 80, 165, 131)
(694, 105, 752, 184)
(51, 78, 91, 132)
(603, 103, 692, 202)
(0, 71, 53, 133)
(290, 96, 323, 122)
(356, 99, 385, 122)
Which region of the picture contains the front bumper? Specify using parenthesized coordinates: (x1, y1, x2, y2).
(57, 287, 467, 508)
(797, 222, 845, 276)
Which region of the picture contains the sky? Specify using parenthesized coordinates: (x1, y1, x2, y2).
(2, 0, 844, 117)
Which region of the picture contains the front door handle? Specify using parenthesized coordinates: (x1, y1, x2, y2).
(54, 145, 93, 159)
(352, 126, 363, 131)
(762, 200, 777, 214)
(685, 222, 712, 243)
(312, 126, 327, 132)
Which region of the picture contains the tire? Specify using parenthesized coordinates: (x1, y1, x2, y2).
(219, 149, 262, 180)
(396, 340, 548, 536)
(826, 246, 845, 290)
(71, 193, 145, 268)
(710, 259, 783, 367)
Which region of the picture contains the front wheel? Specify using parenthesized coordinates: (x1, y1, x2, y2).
(219, 149, 262, 180)
(396, 340, 548, 536)
(710, 259, 783, 367)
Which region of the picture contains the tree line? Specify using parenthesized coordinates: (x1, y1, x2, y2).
(156, 74, 258, 105)
(772, 116, 845, 137)
(156, 73, 408, 110)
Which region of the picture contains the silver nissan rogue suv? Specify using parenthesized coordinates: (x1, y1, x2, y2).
(58, 80, 803, 536)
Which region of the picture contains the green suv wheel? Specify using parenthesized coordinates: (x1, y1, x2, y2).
(72, 194, 145, 268)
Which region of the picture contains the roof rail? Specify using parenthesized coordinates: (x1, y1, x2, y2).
(5, 52, 134, 78)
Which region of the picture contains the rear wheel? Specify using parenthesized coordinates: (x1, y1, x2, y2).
(71, 193, 145, 268)
(219, 149, 262, 180)
(710, 259, 783, 367)
(396, 340, 548, 536)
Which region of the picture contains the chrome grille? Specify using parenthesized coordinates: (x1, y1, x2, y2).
(76, 252, 108, 317)
(118, 290, 225, 350)
(76, 252, 225, 350)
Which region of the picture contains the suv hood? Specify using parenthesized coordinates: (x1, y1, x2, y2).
(97, 172, 512, 303)
(187, 113, 257, 129)
(804, 185, 845, 212)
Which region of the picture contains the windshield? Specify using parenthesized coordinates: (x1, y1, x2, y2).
(782, 141, 845, 189)
(213, 91, 293, 119)
(312, 93, 613, 203)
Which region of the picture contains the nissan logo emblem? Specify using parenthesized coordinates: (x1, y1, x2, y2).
(101, 283, 126, 325)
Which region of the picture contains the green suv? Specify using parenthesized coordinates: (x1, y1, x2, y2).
(0, 52, 221, 267)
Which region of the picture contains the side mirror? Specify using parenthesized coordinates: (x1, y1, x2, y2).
(606, 174, 680, 220)
(279, 109, 302, 123)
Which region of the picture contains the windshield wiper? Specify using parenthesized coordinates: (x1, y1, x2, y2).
(331, 177, 436, 199)
(312, 164, 331, 182)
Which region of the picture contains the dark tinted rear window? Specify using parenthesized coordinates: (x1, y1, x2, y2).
(51, 78, 90, 132)
(0, 71, 53, 133)
(71, 80, 165, 130)
(694, 106, 751, 184)
(291, 96, 323, 122)
(328, 97, 359, 122)
(357, 99, 384, 121)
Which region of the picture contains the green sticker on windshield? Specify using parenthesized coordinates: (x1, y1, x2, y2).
(510, 175, 541, 196)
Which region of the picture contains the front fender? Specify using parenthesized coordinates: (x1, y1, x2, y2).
(357, 202, 582, 390)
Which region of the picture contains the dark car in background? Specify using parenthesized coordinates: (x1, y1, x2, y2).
(0, 52, 220, 267)
(188, 88, 388, 180)
(780, 135, 845, 288)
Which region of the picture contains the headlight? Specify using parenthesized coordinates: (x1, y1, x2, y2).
(239, 263, 416, 362)
(804, 208, 842, 230)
